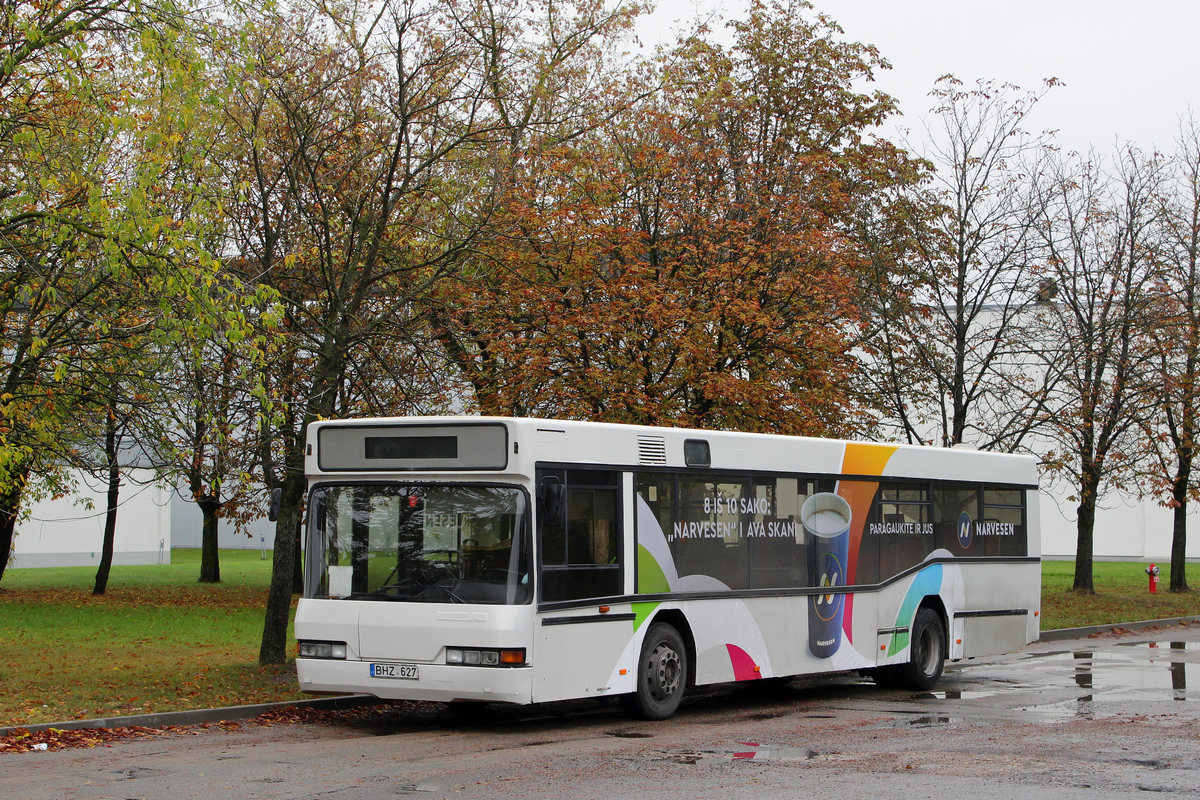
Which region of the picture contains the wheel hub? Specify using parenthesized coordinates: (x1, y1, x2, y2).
(649, 643, 681, 700)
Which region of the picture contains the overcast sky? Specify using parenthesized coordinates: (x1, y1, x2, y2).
(638, 0, 1200, 157)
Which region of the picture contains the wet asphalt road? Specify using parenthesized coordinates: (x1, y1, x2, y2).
(6, 625, 1200, 800)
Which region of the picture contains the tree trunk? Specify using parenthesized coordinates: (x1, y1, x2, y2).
(93, 458, 121, 596)
(199, 498, 221, 583)
(259, 467, 305, 665)
(1170, 466, 1190, 591)
(260, 347, 345, 664)
(1072, 475, 1097, 593)
(292, 523, 303, 594)
(0, 472, 27, 586)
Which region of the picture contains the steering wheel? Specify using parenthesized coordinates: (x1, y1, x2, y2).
(417, 549, 459, 583)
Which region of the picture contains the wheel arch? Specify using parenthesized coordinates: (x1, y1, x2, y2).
(917, 595, 949, 651)
(646, 609, 696, 687)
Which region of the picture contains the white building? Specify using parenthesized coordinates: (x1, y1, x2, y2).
(10, 470, 280, 568)
(11, 470, 172, 568)
(1040, 484, 1200, 562)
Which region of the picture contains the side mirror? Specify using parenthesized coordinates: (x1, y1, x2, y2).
(538, 477, 565, 527)
(268, 487, 282, 522)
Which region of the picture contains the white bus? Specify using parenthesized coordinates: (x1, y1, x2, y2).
(295, 417, 1040, 719)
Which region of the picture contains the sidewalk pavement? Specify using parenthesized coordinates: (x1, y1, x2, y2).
(0, 693, 377, 737)
(5, 615, 1199, 737)
(1035, 614, 1199, 641)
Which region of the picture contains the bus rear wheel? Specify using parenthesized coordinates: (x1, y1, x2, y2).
(624, 622, 688, 720)
(873, 607, 945, 691)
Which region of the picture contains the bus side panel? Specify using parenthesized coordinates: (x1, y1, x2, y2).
(533, 610, 639, 703)
(870, 560, 1040, 668)
(689, 597, 783, 685)
(956, 560, 1041, 657)
(655, 560, 1039, 687)
(960, 614, 1029, 658)
(680, 595, 878, 686)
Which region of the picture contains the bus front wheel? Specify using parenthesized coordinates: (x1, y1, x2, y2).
(624, 622, 688, 720)
(873, 607, 945, 691)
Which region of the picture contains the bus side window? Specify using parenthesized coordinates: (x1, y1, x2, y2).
(538, 469, 622, 602)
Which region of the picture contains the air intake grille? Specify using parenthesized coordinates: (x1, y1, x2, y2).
(637, 435, 668, 465)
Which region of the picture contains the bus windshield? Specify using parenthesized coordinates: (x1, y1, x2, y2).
(306, 484, 531, 605)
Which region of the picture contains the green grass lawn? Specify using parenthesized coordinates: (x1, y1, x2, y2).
(2, 552, 1199, 728)
(0, 550, 305, 728)
(1040, 560, 1200, 629)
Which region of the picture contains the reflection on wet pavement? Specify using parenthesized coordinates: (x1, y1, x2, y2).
(961, 640, 1200, 720)
(905, 714, 960, 726)
(926, 690, 1002, 700)
(664, 744, 820, 764)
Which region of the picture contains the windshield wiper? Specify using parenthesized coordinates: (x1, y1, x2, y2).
(443, 586, 467, 604)
(344, 584, 417, 601)
(343, 582, 467, 604)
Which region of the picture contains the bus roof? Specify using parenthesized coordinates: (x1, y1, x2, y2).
(306, 416, 1039, 487)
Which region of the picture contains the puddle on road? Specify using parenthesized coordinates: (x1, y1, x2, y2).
(926, 690, 1002, 701)
(1005, 642, 1200, 718)
(1023, 646, 1197, 692)
(873, 640, 1200, 725)
(1116, 640, 1200, 652)
(905, 714, 960, 727)
(665, 743, 819, 764)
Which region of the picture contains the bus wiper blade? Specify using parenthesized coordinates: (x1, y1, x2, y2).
(346, 586, 417, 601)
(439, 585, 467, 604)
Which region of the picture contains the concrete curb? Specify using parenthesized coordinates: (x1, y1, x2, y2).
(1037, 615, 1200, 642)
(0, 693, 377, 737)
(8, 616, 1200, 737)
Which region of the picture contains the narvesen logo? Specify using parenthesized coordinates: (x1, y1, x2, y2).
(975, 521, 1018, 537)
(813, 552, 844, 622)
(957, 512, 973, 549)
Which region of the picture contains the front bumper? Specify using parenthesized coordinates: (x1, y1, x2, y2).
(297, 658, 535, 704)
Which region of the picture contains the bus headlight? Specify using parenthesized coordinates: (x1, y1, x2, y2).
(299, 640, 348, 659)
(445, 647, 525, 667)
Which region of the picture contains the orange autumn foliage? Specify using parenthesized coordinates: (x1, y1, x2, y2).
(434, 1, 915, 437)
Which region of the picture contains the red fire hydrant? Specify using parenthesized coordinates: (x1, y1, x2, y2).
(1146, 563, 1161, 594)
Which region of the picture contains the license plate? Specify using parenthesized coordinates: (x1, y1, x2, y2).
(369, 663, 419, 680)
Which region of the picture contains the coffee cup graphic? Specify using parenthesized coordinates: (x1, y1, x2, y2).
(803, 492, 852, 658)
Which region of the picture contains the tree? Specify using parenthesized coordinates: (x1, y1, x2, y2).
(0, 1, 130, 582)
(216, 0, 542, 664)
(424, 0, 647, 413)
(1142, 119, 1200, 592)
(435, 0, 918, 436)
(0, 1, 240, 584)
(861, 77, 1059, 450)
(62, 330, 166, 595)
(149, 320, 263, 585)
(1033, 148, 1164, 593)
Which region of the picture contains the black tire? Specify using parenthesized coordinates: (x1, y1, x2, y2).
(873, 607, 945, 691)
(624, 622, 688, 720)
